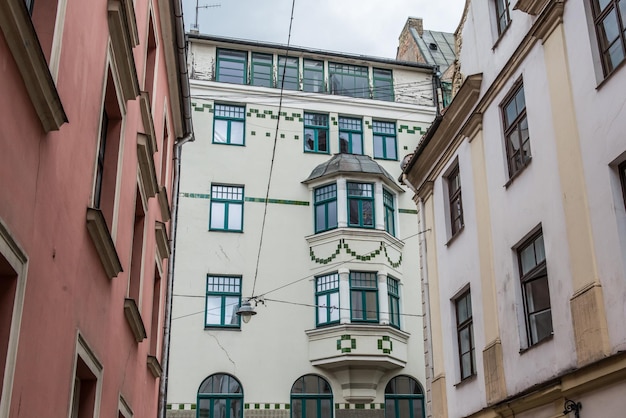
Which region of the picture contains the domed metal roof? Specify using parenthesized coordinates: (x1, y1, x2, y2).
(302, 153, 400, 189)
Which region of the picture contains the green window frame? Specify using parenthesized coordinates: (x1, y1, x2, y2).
(205, 275, 241, 328)
(373, 68, 394, 101)
(590, 0, 626, 76)
(303, 59, 325, 93)
(304, 113, 329, 154)
(350, 271, 379, 322)
(384, 376, 425, 418)
(314, 183, 337, 233)
(328, 62, 369, 99)
(216, 49, 247, 84)
(278, 56, 299, 90)
(209, 185, 244, 232)
(347, 182, 374, 228)
(290, 375, 333, 418)
(455, 289, 475, 380)
(383, 189, 396, 236)
(387, 276, 400, 328)
(197, 374, 243, 418)
(251, 53, 273, 88)
(339, 117, 363, 155)
(373, 120, 397, 160)
(213, 104, 245, 146)
(315, 273, 339, 326)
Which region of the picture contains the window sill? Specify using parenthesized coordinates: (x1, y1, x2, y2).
(445, 226, 464, 247)
(157, 186, 171, 222)
(373, 156, 399, 162)
(155, 221, 170, 260)
(208, 228, 244, 233)
(86, 207, 123, 279)
(204, 325, 241, 330)
(147, 355, 162, 378)
(124, 298, 147, 342)
(108, 0, 140, 100)
(504, 158, 532, 189)
(519, 333, 553, 354)
(211, 142, 246, 146)
(454, 374, 477, 388)
(304, 150, 331, 155)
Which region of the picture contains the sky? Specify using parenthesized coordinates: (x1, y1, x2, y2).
(183, 0, 466, 59)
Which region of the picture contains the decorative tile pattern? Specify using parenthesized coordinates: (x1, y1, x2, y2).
(180, 193, 309, 206)
(244, 404, 290, 410)
(336, 334, 357, 353)
(336, 403, 384, 409)
(309, 239, 402, 267)
(398, 209, 418, 215)
(167, 404, 197, 410)
(377, 335, 393, 354)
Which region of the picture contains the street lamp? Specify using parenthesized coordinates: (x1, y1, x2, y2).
(563, 399, 581, 418)
(236, 299, 257, 323)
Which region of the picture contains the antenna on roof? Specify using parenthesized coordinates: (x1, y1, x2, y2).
(191, 1, 221, 33)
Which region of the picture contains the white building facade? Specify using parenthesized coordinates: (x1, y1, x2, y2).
(402, 0, 626, 417)
(167, 34, 439, 418)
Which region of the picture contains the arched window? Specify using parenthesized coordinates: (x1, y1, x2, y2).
(290, 374, 333, 418)
(384, 376, 425, 418)
(197, 374, 243, 418)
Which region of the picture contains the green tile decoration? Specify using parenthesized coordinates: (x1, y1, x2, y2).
(245, 404, 250, 410)
(244, 197, 309, 206)
(251, 131, 256, 136)
(403, 145, 408, 150)
(294, 135, 299, 140)
(266, 132, 271, 137)
(310, 239, 402, 267)
(247, 113, 252, 117)
(356, 404, 365, 409)
(280, 133, 285, 138)
(191, 405, 197, 410)
(398, 209, 418, 215)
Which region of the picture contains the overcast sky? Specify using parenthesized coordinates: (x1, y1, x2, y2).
(183, 0, 466, 59)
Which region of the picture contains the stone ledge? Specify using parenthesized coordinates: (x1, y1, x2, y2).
(86, 208, 122, 279)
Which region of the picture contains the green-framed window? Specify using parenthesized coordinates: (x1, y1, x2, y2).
(303, 59, 325, 93)
(197, 374, 243, 418)
(216, 49, 247, 84)
(347, 182, 374, 228)
(304, 113, 329, 153)
(209, 185, 244, 232)
(350, 271, 378, 322)
(315, 273, 339, 326)
(384, 376, 425, 418)
(387, 276, 400, 328)
(314, 183, 337, 233)
(213, 104, 245, 145)
(373, 68, 394, 101)
(455, 289, 475, 380)
(328, 62, 369, 99)
(291, 375, 333, 418)
(278, 56, 299, 90)
(373, 121, 397, 160)
(205, 275, 241, 328)
(251, 53, 273, 88)
(383, 189, 396, 236)
(339, 117, 363, 154)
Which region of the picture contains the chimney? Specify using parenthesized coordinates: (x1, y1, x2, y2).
(408, 17, 424, 37)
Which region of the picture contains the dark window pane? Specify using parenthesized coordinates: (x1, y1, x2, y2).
(529, 309, 553, 343)
(525, 276, 551, 312)
(318, 130, 328, 152)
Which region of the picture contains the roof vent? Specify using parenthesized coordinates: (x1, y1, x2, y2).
(429, 43, 438, 51)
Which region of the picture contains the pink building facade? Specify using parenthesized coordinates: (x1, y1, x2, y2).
(0, 0, 192, 416)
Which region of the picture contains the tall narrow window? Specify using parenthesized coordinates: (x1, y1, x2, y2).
(619, 160, 626, 209)
(290, 375, 333, 418)
(144, 15, 157, 102)
(446, 164, 463, 236)
(329, 63, 369, 99)
(383, 189, 396, 236)
(518, 231, 552, 345)
(315, 273, 339, 326)
(494, 0, 511, 37)
(149, 267, 162, 356)
(209, 185, 244, 232)
(303, 59, 324, 93)
(339, 117, 363, 154)
(216, 49, 247, 84)
(314, 184, 337, 233)
(205, 275, 241, 328)
(373, 120, 397, 160)
(591, 0, 626, 76)
(278, 56, 299, 90)
(213, 104, 245, 145)
(347, 182, 374, 228)
(350, 272, 378, 322)
(387, 276, 400, 328)
(197, 374, 243, 418)
(502, 82, 530, 178)
(385, 376, 425, 418)
(128, 188, 146, 304)
(304, 113, 329, 153)
(251, 53, 273, 88)
(373, 68, 394, 101)
(160, 117, 170, 186)
(455, 289, 475, 380)
(70, 337, 103, 418)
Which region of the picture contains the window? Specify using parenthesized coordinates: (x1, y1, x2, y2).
(619, 160, 626, 209)
(373, 68, 394, 101)
(304, 113, 329, 153)
(494, 0, 511, 37)
(373, 121, 397, 160)
(24, 0, 34, 14)
(205, 275, 241, 327)
(278, 56, 299, 90)
(251, 53, 273, 88)
(213, 104, 245, 145)
(350, 271, 378, 322)
(314, 184, 337, 233)
(502, 82, 530, 178)
(591, 0, 626, 76)
(216, 49, 247, 84)
(210, 185, 244, 232)
(383, 189, 396, 236)
(384, 376, 425, 418)
(128, 187, 146, 304)
(290, 375, 333, 418)
(69, 336, 103, 418)
(446, 164, 463, 236)
(197, 374, 243, 418)
(347, 182, 374, 228)
(315, 273, 339, 326)
(303, 59, 325, 93)
(518, 230, 552, 346)
(387, 276, 400, 328)
(144, 14, 157, 103)
(329, 63, 369, 99)
(149, 266, 162, 355)
(455, 290, 475, 380)
(339, 117, 363, 154)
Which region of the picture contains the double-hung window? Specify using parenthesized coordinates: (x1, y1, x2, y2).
(314, 184, 337, 233)
(455, 289, 475, 380)
(205, 275, 241, 327)
(216, 49, 247, 84)
(383, 189, 396, 236)
(329, 63, 369, 99)
(373, 120, 397, 160)
(347, 182, 374, 228)
(387, 276, 400, 328)
(303, 59, 325, 92)
(518, 230, 553, 346)
(447, 163, 464, 236)
(210, 185, 244, 232)
(373, 68, 394, 101)
(350, 272, 378, 322)
(304, 113, 329, 153)
(339, 117, 363, 154)
(502, 82, 530, 178)
(214, 104, 245, 145)
(251, 53, 273, 88)
(494, 0, 511, 37)
(315, 273, 340, 326)
(278, 56, 299, 90)
(590, 0, 626, 76)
